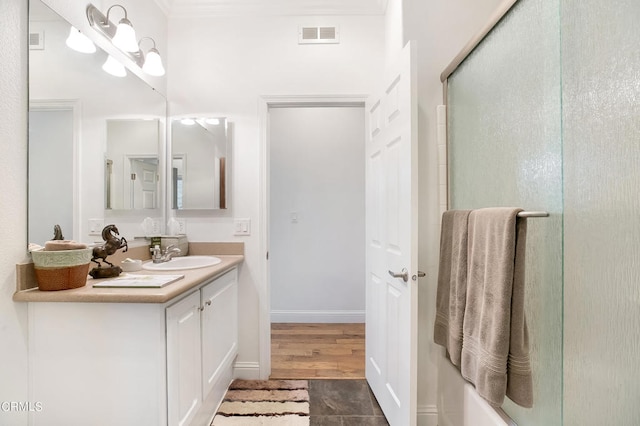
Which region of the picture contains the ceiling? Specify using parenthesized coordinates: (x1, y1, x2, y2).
(153, 0, 388, 17)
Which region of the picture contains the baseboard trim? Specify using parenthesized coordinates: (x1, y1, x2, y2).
(417, 404, 438, 426)
(233, 361, 261, 380)
(270, 310, 365, 323)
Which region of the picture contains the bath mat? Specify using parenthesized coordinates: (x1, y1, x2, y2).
(211, 380, 310, 426)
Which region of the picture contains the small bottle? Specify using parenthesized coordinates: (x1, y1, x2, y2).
(150, 245, 162, 263)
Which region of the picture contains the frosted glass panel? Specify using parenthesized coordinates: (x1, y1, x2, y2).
(447, 0, 562, 424)
(562, 0, 640, 424)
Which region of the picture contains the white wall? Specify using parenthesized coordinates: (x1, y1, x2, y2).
(167, 13, 384, 375)
(28, 109, 74, 245)
(0, 0, 29, 424)
(269, 106, 365, 323)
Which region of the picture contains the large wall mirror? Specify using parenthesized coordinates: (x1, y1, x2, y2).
(28, 0, 167, 245)
(171, 117, 229, 210)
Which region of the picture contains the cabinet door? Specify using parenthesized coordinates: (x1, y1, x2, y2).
(167, 291, 202, 426)
(201, 269, 238, 398)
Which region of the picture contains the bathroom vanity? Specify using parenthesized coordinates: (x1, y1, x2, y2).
(14, 248, 242, 426)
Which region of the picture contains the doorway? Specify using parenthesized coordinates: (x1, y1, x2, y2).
(264, 100, 366, 379)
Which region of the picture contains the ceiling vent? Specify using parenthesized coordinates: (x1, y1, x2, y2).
(298, 26, 340, 44)
(29, 30, 45, 50)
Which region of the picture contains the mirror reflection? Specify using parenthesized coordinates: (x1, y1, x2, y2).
(105, 119, 160, 210)
(171, 118, 229, 210)
(28, 0, 166, 244)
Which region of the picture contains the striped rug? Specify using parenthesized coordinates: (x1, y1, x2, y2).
(211, 380, 310, 426)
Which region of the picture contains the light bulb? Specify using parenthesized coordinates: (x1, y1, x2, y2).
(102, 55, 127, 77)
(111, 19, 138, 53)
(142, 48, 165, 76)
(65, 27, 96, 53)
(181, 118, 196, 125)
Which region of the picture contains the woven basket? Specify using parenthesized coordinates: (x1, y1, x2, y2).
(31, 248, 92, 291)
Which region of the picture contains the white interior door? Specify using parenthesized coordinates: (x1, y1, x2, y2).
(129, 157, 158, 209)
(365, 41, 418, 426)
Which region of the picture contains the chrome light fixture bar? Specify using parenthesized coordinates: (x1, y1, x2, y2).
(87, 3, 165, 77)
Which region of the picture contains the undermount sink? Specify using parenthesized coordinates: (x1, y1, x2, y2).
(142, 255, 222, 271)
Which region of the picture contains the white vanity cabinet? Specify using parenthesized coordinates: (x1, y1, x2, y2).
(27, 267, 238, 426)
(167, 269, 238, 426)
(166, 290, 203, 426)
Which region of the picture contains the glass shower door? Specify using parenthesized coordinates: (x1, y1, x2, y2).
(446, 0, 563, 424)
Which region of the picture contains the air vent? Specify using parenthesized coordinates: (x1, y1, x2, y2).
(29, 31, 44, 50)
(298, 26, 340, 44)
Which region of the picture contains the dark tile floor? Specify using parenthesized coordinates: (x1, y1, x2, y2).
(308, 379, 389, 425)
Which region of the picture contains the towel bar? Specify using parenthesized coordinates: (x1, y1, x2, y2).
(517, 211, 549, 218)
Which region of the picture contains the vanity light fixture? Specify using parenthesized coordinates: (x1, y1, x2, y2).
(181, 118, 196, 125)
(205, 118, 220, 125)
(65, 27, 96, 54)
(87, 3, 166, 78)
(87, 4, 138, 53)
(138, 37, 165, 76)
(102, 55, 127, 77)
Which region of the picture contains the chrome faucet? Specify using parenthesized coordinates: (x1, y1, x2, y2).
(162, 244, 181, 262)
(150, 244, 181, 263)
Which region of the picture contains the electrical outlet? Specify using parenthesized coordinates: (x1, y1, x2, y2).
(176, 219, 186, 234)
(88, 219, 104, 236)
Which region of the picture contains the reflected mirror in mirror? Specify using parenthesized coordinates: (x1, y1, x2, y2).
(171, 117, 229, 210)
(28, 0, 166, 244)
(105, 119, 160, 210)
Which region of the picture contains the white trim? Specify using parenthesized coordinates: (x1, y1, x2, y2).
(233, 361, 261, 380)
(417, 404, 438, 426)
(258, 94, 369, 381)
(271, 310, 366, 323)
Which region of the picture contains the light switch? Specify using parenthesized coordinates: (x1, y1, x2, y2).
(234, 218, 251, 236)
(88, 219, 104, 236)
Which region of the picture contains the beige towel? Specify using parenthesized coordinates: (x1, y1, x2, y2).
(434, 209, 471, 366)
(460, 207, 533, 408)
(44, 240, 88, 251)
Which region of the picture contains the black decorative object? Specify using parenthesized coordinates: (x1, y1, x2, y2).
(89, 224, 128, 279)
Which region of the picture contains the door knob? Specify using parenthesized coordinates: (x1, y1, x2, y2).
(388, 268, 409, 283)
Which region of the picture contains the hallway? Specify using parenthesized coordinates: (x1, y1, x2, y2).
(270, 323, 365, 379)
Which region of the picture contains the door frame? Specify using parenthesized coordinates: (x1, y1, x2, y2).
(258, 94, 368, 379)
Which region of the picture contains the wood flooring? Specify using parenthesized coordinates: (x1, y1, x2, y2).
(270, 323, 365, 380)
